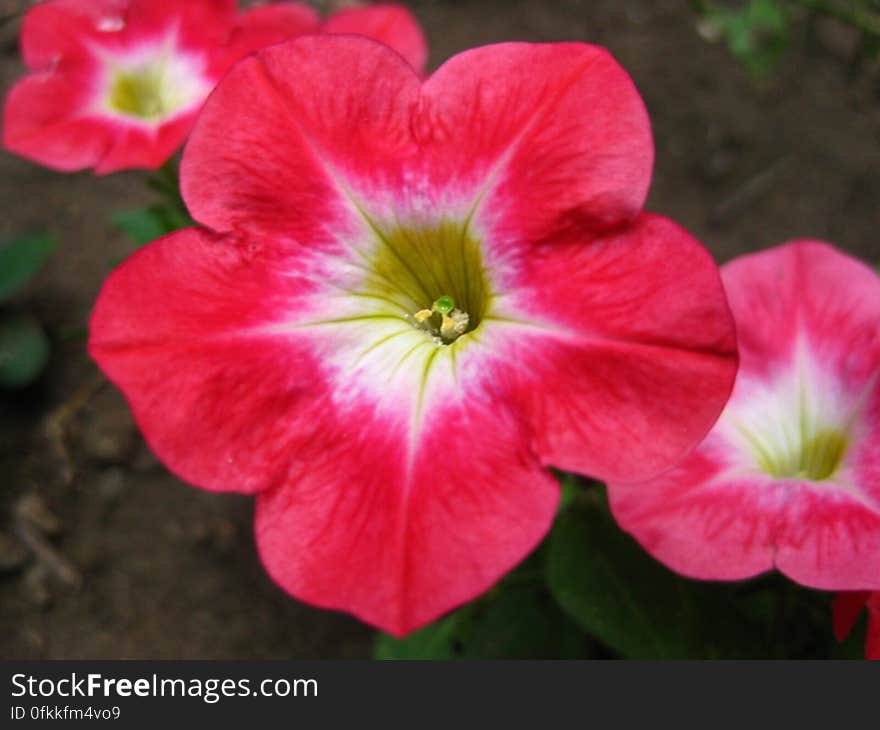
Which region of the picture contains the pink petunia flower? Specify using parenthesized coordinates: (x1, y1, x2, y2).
(833, 592, 880, 660)
(88, 36, 738, 635)
(609, 241, 880, 592)
(2, 0, 426, 174)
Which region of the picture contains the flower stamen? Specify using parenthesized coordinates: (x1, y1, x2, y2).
(412, 296, 470, 344)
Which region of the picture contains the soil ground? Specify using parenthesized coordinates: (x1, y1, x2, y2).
(1, 0, 878, 658)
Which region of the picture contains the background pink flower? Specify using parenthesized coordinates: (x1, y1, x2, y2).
(609, 241, 880, 592)
(2, 0, 427, 174)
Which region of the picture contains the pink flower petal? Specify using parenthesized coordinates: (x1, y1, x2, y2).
(222, 3, 320, 64)
(323, 3, 428, 73)
(508, 213, 737, 483)
(124, 0, 238, 55)
(867, 594, 880, 660)
(89, 227, 333, 494)
(833, 592, 871, 641)
(181, 36, 420, 243)
(255, 356, 558, 636)
(422, 42, 652, 241)
(833, 592, 880, 659)
(3, 68, 113, 172)
(20, 0, 129, 70)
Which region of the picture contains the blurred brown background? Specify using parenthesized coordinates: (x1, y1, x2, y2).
(1, 0, 878, 658)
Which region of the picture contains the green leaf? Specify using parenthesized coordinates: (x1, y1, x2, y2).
(113, 208, 166, 247)
(375, 612, 466, 660)
(0, 232, 56, 303)
(114, 205, 192, 247)
(546, 491, 772, 659)
(0, 314, 50, 388)
(547, 497, 695, 658)
(376, 554, 588, 659)
(701, 0, 789, 76)
(460, 581, 587, 659)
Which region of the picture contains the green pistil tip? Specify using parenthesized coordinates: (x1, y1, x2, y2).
(433, 296, 455, 315)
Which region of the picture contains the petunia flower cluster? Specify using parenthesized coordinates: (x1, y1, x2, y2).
(2, 1, 877, 656)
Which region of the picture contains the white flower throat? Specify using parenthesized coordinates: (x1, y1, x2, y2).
(719, 344, 858, 482)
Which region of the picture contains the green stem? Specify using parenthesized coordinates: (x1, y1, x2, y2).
(147, 156, 187, 214)
(157, 157, 178, 190)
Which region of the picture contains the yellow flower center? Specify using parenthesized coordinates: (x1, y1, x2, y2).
(751, 426, 849, 482)
(364, 220, 491, 346)
(104, 47, 211, 123)
(723, 353, 854, 483)
(109, 67, 172, 120)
